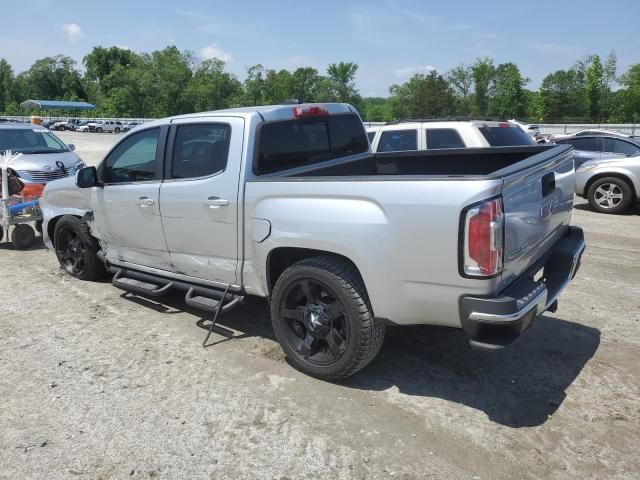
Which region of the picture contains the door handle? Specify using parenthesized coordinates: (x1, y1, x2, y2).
(205, 196, 229, 208)
(138, 197, 155, 207)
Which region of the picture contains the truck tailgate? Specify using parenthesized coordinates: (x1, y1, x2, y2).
(499, 145, 575, 290)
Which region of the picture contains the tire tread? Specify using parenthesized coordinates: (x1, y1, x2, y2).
(271, 255, 385, 381)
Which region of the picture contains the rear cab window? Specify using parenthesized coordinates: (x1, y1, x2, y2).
(376, 129, 418, 153)
(255, 113, 368, 175)
(171, 124, 231, 179)
(426, 129, 465, 149)
(478, 124, 534, 146)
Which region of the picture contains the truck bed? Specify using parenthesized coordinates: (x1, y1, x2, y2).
(279, 145, 564, 178)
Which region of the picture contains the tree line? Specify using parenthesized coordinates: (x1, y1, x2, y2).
(0, 46, 639, 123)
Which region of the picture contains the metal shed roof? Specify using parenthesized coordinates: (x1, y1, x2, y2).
(20, 99, 96, 110)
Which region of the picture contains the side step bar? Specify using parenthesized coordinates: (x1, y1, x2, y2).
(185, 287, 243, 314)
(109, 267, 244, 314)
(112, 270, 174, 297)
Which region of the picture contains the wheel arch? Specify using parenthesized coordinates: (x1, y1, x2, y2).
(47, 214, 82, 246)
(266, 247, 365, 296)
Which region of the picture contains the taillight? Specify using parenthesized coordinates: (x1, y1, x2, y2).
(499, 123, 510, 128)
(293, 104, 329, 118)
(462, 197, 504, 277)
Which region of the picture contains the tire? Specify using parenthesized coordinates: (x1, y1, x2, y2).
(53, 215, 107, 281)
(96, 127, 103, 133)
(0, 225, 3, 242)
(587, 177, 634, 214)
(114, 127, 120, 133)
(270, 256, 385, 381)
(35, 220, 43, 234)
(11, 224, 35, 249)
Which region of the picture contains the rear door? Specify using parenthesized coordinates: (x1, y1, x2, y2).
(499, 146, 575, 289)
(159, 117, 244, 286)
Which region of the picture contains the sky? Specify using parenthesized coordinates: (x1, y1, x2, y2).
(1, 0, 639, 97)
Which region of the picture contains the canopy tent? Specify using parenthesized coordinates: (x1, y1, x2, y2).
(20, 99, 95, 111)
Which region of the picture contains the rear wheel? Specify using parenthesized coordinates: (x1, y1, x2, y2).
(96, 127, 103, 133)
(587, 177, 633, 214)
(271, 256, 385, 381)
(53, 216, 106, 281)
(11, 224, 35, 249)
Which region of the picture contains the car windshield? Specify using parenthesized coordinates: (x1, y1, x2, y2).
(0, 128, 68, 154)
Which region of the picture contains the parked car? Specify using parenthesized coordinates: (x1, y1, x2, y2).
(52, 120, 71, 131)
(41, 103, 584, 380)
(71, 120, 91, 132)
(369, 119, 535, 153)
(0, 123, 85, 185)
(554, 134, 640, 213)
(41, 120, 57, 130)
(122, 121, 140, 133)
(509, 119, 540, 137)
(91, 120, 123, 133)
(550, 129, 630, 142)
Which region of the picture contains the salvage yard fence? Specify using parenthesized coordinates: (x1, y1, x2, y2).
(363, 122, 639, 136)
(3, 115, 639, 136)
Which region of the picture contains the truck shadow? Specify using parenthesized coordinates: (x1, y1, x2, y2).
(117, 289, 600, 428)
(344, 316, 600, 428)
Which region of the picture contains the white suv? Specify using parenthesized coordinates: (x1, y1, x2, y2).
(369, 119, 535, 153)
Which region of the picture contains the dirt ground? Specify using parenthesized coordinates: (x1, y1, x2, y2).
(0, 132, 638, 479)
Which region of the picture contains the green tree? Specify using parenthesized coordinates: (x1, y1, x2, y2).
(244, 64, 266, 106)
(539, 68, 588, 121)
(184, 58, 242, 111)
(447, 64, 473, 114)
(471, 57, 495, 116)
(326, 62, 361, 106)
(617, 63, 640, 122)
(389, 70, 456, 118)
(20, 55, 86, 101)
(488, 62, 529, 119)
(360, 97, 393, 122)
(585, 54, 605, 120)
(0, 59, 14, 112)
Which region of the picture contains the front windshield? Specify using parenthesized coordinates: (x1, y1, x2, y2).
(0, 128, 68, 154)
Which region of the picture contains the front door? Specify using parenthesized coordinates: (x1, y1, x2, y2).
(92, 126, 172, 270)
(160, 117, 244, 286)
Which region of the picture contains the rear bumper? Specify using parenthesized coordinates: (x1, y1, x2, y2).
(460, 226, 585, 351)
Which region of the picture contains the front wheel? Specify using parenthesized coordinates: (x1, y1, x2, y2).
(271, 256, 385, 381)
(96, 127, 103, 133)
(587, 177, 634, 214)
(114, 127, 120, 133)
(53, 216, 106, 281)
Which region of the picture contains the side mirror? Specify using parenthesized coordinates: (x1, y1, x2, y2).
(67, 144, 76, 151)
(76, 166, 101, 188)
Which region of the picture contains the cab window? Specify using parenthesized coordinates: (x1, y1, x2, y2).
(103, 128, 160, 183)
(171, 124, 231, 179)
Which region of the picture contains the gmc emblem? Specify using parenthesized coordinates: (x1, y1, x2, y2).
(540, 196, 560, 219)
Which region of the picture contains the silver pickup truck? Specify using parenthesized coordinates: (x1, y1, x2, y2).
(41, 103, 585, 380)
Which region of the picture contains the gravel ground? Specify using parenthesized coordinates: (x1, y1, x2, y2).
(0, 132, 638, 479)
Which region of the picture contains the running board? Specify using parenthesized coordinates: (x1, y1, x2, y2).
(185, 287, 244, 314)
(112, 269, 174, 296)
(108, 266, 244, 347)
